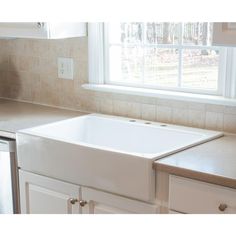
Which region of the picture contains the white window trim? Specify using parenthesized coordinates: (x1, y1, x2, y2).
(85, 23, 236, 106)
(82, 83, 236, 106)
(88, 23, 104, 84)
(223, 48, 236, 98)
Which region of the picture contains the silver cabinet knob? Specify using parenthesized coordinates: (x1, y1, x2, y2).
(69, 198, 78, 205)
(218, 203, 228, 212)
(79, 200, 88, 207)
(37, 22, 44, 28)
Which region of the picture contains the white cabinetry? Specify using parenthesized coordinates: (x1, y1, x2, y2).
(19, 170, 158, 214)
(213, 23, 236, 46)
(81, 187, 158, 214)
(169, 175, 236, 214)
(0, 22, 87, 39)
(19, 170, 81, 214)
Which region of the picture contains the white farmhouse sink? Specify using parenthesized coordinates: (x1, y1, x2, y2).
(17, 114, 223, 202)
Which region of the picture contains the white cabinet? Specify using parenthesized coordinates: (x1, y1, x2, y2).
(81, 187, 158, 214)
(19, 170, 159, 214)
(213, 23, 236, 46)
(0, 22, 87, 39)
(169, 175, 236, 214)
(19, 170, 81, 214)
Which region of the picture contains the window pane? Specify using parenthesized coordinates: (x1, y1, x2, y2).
(144, 48, 179, 87)
(182, 49, 219, 90)
(106, 22, 221, 93)
(145, 22, 180, 45)
(109, 46, 143, 83)
(109, 23, 143, 44)
(182, 22, 213, 46)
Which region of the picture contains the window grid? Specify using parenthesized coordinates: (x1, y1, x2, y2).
(104, 23, 224, 96)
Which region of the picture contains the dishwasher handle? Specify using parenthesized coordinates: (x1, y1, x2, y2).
(0, 139, 15, 152)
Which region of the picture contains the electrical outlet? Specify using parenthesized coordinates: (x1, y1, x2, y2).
(57, 57, 74, 80)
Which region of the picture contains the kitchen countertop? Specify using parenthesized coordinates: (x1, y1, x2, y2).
(154, 134, 236, 189)
(0, 98, 86, 139)
(1, 98, 236, 190)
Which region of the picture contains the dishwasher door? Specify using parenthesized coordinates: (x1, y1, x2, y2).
(0, 138, 18, 214)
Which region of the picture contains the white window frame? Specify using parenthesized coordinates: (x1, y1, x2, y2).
(85, 23, 236, 105)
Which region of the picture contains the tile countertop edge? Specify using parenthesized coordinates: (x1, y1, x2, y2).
(154, 162, 236, 189)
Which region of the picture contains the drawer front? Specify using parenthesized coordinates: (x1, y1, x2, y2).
(169, 175, 236, 214)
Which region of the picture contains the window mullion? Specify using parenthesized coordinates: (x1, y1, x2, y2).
(178, 23, 183, 88)
(142, 23, 146, 85)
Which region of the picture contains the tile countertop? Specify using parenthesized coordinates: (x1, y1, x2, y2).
(154, 134, 236, 189)
(0, 99, 86, 139)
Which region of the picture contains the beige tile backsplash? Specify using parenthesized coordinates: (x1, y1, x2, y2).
(0, 37, 236, 133)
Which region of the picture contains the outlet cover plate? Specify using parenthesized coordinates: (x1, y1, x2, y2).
(57, 57, 74, 80)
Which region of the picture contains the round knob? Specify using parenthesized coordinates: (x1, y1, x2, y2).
(79, 200, 88, 207)
(69, 198, 78, 205)
(37, 22, 44, 28)
(218, 203, 227, 212)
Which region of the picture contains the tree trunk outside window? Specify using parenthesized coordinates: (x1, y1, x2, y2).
(163, 23, 171, 44)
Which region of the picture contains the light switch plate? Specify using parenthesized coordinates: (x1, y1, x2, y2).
(57, 57, 74, 80)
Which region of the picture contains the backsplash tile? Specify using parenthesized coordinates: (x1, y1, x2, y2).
(205, 111, 224, 131)
(0, 37, 236, 133)
(188, 109, 206, 129)
(141, 103, 156, 121)
(156, 105, 172, 123)
(172, 108, 189, 126)
(223, 114, 236, 133)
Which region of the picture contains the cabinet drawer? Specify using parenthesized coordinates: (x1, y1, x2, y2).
(169, 175, 236, 214)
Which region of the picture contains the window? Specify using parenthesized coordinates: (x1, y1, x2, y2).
(87, 23, 236, 102)
(105, 22, 225, 95)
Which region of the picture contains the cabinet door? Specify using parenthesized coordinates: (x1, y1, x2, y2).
(0, 22, 86, 39)
(19, 170, 81, 214)
(81, 187, 159, 214)
(213, 23, 236, 46)
(48, 23, 87, 38)
(0, 23, 48, 39)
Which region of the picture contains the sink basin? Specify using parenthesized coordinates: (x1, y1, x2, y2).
(18, 114, 223, 158)
(17, 114, 223, 201)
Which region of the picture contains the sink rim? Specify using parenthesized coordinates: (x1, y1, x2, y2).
(18, 113, 224, 160)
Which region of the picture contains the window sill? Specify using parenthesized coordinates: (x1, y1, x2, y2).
(82, 84, 236, 107)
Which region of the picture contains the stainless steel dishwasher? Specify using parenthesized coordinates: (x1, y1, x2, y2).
(0, 137, 19, 214)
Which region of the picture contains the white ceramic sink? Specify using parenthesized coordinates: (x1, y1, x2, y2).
(17, 114, 223, 201)
(19, 114, 223, 159)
